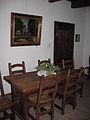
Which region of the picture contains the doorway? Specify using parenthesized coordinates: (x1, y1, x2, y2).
(54, 21, 75, 66)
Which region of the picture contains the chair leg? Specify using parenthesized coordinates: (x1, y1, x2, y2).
(61, 97, 65, 115)
(11, 107, 15, 120)
(73, 94, 77, 110)
(36, 106, 40, 120)
(3, 111, 8, 117)
(73, 103, 75, 109)
(80, 84, 83, 97)
(51, 103, 54, 120)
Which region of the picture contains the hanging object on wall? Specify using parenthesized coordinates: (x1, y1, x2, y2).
(10, 12, 43, 47)
(75, 34, 80, 42)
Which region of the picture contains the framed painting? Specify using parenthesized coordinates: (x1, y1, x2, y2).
(75, 34, 80, 42)
(11, 12, 42, 46)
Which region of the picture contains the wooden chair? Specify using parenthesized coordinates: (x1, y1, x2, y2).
(28, 73, 60, 120)
(0, 71, 15, 120)
(56, 69, 78, 114)
(62, 59, 74, 69)
(8, 61, 26, 119)
(8, 61, 26, 76)
(38, 58, 51, 66)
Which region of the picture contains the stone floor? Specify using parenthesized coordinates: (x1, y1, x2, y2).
(2, 76, 90, 120)
(54, 78, 90, 120)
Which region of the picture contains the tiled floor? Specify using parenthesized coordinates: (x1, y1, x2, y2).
(2, 76, 90, 120)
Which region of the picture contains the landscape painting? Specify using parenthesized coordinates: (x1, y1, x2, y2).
(11, 12, 42, 46)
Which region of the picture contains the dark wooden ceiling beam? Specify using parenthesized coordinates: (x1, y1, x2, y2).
(48, 0, 90, 8)
(71, 0, 90, 8)
(48, 0, 61, 3)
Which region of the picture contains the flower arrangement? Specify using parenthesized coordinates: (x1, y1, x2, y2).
(35, 63, 60, 72)
(35, 63, 60, 76)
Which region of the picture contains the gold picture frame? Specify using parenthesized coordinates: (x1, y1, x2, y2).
(11, 12, 42, 46)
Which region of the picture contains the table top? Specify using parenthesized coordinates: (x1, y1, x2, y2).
(3, 70, 68, 94)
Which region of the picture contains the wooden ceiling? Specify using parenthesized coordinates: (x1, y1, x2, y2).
(48, 0, 90, 8)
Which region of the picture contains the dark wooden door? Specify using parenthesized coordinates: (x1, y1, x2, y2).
(54, 21, 75, 66)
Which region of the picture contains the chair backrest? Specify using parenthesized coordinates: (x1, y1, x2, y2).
(62, 59, 74, 69)
(38, 58, 51, 66)
(0, 71, 4, 96)
(64, 69, 78, 98)
(8, 61, 26, 76)
(37, 72, 60, 105)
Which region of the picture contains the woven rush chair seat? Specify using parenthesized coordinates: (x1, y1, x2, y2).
(0, 96, 14, 110)
(28, 94, 53, 106)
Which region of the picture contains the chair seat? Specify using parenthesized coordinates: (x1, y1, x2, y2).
(57, 89, 77, 99)
(28, 94, 52, 106)
(0, 96, 13, 111)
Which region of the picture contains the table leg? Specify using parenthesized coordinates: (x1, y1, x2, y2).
(22, 94, 29, 120)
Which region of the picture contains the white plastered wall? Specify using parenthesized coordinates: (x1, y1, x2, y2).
(0, 0, 88, 93)
(83, 7, 90, 67)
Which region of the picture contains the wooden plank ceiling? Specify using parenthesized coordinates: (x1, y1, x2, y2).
(48, 0, 90, 8)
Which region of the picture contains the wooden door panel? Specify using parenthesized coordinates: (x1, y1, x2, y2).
(54, 21, 75, 66)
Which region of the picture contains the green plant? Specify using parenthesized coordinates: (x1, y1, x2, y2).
(35, 63, 60, 72)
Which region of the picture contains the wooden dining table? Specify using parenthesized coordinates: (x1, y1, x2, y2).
(3, 70, 68, 120)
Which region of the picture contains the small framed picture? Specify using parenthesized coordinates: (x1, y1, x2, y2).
(75, 34, 80, 42)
